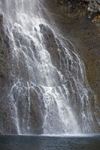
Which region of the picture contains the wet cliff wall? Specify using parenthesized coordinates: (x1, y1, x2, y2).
(44, 0, 100, 105)
(0, 13, 44, 135)
(0, 0, 100, 134)
(0, 14, 10, 87)
(0, 14, 12, 134)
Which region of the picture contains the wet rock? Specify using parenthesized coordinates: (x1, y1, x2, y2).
(0, 13, 10, 86)
(53, 0, 100, 16)
(44, 0, 100, 131)
(39, 24, 60, 70)
(0, 0, 100, 134)
(0, 14, 3, 24)
(86, 0, 100, 13)
(0, 14, 16, 134)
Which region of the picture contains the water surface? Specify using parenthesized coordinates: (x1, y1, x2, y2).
(0, 135, 100, 150)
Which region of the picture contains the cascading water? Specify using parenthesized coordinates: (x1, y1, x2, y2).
(0, 0, 99, 135)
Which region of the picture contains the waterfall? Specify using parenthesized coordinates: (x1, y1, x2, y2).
(0, 0, 99, 135)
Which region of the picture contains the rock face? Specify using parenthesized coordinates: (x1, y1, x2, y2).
(0, 14, 13, 134)
(54, 0, 100, 13)
(44, 0, 100, 109)
(0, 14, 10, 87)
(86, 0, 100, 12)
(0, 0, 100, 134)
(0, 14, 43, 134)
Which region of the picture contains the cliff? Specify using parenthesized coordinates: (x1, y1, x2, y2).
(44, 0, 100, 106)
(0, 14, 10, 87)
(0, 0, 100, 134)
(0, 14, 13, 134)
